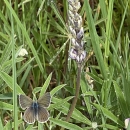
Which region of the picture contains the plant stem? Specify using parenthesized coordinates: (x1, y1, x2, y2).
(10, 0, 18, 129)
(66, 63, 82, 121)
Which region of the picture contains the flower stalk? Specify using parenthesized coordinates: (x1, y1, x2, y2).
(66, 0, 86, 122)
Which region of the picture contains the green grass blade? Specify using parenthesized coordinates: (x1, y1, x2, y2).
(49, 39, 69, 65)
(0, 71, 24, 94)
(0, 93, 12, 99)
(3, 121, 12, 130)
(99, 0, 107, 18)
(50, 96, 74, 110)
(0, 118, 3, 129)
(0, 101, 13, 110)
(25, 125, 33, 130)
(50, 84, 66, 96)
(39, 73, 52, 97)
(4, 0, 44, 73)
(113, 81, 129, 117)
(84, 0, 107, 79)
(104, 0, 114, 58)
(19, 64, 32, 87)
(50, 1, 68, 31)
(93, 103, 124, 127)
(50, 118, 83, 130)
(10, 1, 18, 129)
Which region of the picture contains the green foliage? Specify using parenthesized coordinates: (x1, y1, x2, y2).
(0, 0, 129, 129)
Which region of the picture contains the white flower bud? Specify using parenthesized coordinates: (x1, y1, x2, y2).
(69, 4, 73, 11)
(80, 41, 85, 47)
(71, 38, 79, 47)
(69, 10, 74, 18)
(69, 26, 76, 37)
(69, 17, 74, 26)
(80, 50, 86, 59)
(125, 118, 130, 128)
(74, 13, 80, 21)
(76, 50, 86, 62)
(79, 15, 82, 21)
(77, 17, 82, 27)
(76, 27, 84, 39)
(76, 56, 80, 62)
(74, 0, 79, 3)
(71, 38, 76, 45)
(69, 48, 77, 60)
(75, 2, 81, 10)
(18, 48, 28, 56)
(92, 122, 98, 129)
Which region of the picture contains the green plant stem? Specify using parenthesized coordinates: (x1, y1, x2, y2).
(10, 0, 18, 129)
(66, 64, 82, 121)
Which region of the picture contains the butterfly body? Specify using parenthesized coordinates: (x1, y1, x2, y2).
(32, 102, 39, 115)
(19, 92, 51, 124)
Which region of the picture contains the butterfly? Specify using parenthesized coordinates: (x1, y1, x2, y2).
(19, 92, 51, 124)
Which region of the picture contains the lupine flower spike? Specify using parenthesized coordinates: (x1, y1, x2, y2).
(64, 0, 86, 125)
(68, 0, 86, 63)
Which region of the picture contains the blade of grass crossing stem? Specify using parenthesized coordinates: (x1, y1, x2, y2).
(39, 73, 52, 97)
(84, 0, 107, 79)
(4, 0, 44, 74)
(10, 0, 18, 129)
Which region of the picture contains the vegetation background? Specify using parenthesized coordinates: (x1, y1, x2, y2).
(0, 0, 130, 129)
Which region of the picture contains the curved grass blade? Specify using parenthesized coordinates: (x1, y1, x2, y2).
(50, 117, 83, 130)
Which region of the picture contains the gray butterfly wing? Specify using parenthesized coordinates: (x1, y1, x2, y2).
(38, 92, 51, 108)
(36, 106, 49, 123)
(19, 95, 33, 109)
(24, 107, 35, 124)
